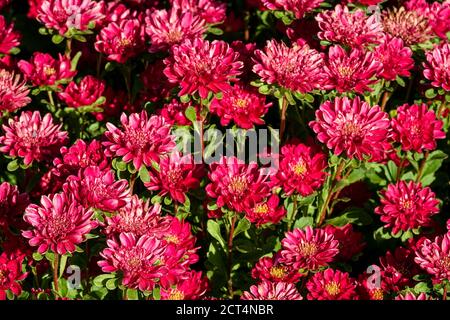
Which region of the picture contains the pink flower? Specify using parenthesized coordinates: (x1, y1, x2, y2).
(206, 156, 271, 213)
(0, 252, 28, 300)
(95, 19, 145, 64)
(58, 75, 105, 108)
(0, 70, 31, 112)
(170, 0, 226, 24)
(395, 292, 430, 300)
(391, 103, 445, 153)
(163, 38, 243, 99)
(306, 268, 358, 300)
(280, 226, 339, 271)
(145, 152, 203, 204)
(103, 111, 176, 170)
(252, 40, 326, 92)
(323, 45, 382, 93)
(423, 43, 450, 91)
(373, 35, 414, 81)
(406, 0, 450, 39)
(0, 182, 29, 231)
(160, 270, 208, 300)
(98, 232, 167, 291)
(37, 0, 105, 36)
(209, 84, 272, 129)
(324, 224, 365, 262)
(260, 0, 324, 19)
(245, 195, 287, 227)
(157, 99, 196, 126)
(241, 281, 303, 300)
(251, 255, 302, 283)
(22, 192, 96, 254)
(271, 142, 327, 196)
(0, 111, 68, 165)
(375, 181, 440, 235)
(414, 232, 450, 282)
(18, 52, 76, 87)
(0, 15, 20, 54)
(316, 4, 383, 47)
(309, 96, 391, 161)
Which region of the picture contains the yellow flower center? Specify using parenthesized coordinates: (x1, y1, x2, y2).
(298, 242, 318, 257)
(292, 160, 307, 176)
(169, 289, 185, 300)
(229, 176, 248, 196)
(269, 266, 287, 279)
(325, 281, 341, 296)
(371, 288, 384, 300)
(165, 234, 180, 245)
(254, 203, 269, 215)
(44, 66, 56, 76)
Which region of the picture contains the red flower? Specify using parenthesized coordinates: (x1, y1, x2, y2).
(0, 252, 28, 300)
(160, 270, 208, 300)
(0, 70, 31, 112)
(58, 75, 105, 108)
(241, 281, 303, 300)
(251, 255, 302, 283)
(415, 232, 450, 282)
(374, 35, 414, 81)
(0, 15, 20, 54)
(170, 0, 226, 25)
(423, 43, 450, 91)
(0, 182, 29, 231)
(245, 195, 287, 227)
(260, 0, 324, 19)
(306, 268, 358, 300)
(395, 292, 430, 300)
(324, 224, 365, 262)
(157, 99, 196, 126)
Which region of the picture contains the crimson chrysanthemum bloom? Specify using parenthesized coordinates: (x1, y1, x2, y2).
(58, 75, 105, 108)
(391, 103, 445, 153)
(423, 43, 450, 91)
(323, 45, 382, 94)
(157, 99, 195, 126)
(145, 152, 203, 204)
(22, 192, 96, 254)
(95, 18, 145, 64)
(98, 232, 167, 291)
(324, 224, 366, 262)
(245, 194, 287, 227)
(103, 111, 176, 170)
(160, 270, 208, 300)
(414, 232, 450, 282)
(309, 96, 391, 160)
(279, 226, 339, 271)
(271, 142, 327, 196)
(18, 52, 76, 87)
(145, 8, 207, 52)
(406, 0, 450, 39)
(252, 40, 326, 93)
(395, 292, 430, 300)
(163, 38, 243, 99)
(251, 255, 302, 283)
(170, 0, 226, 24)
(209, 84, 272, 129)
(375, 181, 440, 235)
(205, 156, 271, 213)
(0, 111, 68, 165)
(0, 69, 31, 112)
(373, 34, 415, 81)
(0, 182, 29, 231)
(260, 0, 324, 19)
(64, 166, 130, 212)
(0, 252, 28, 300)
(241, 281, 303, 300)
(37, 0, 105, 36)
(0, 15, 20, 54)
(306, 268, 358, 300)
(316, 4, 383, 47)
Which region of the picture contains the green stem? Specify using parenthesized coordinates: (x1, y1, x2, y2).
(53, 253, 60, 296)
(396, 153, 408, 182)
(129, 172, 137, 195)
(279, 95, 288, 142)
(287, 195, 298, 231)
(227, 215, 237, 299)
(65, 38, 72, 58)
(47, 91, 56, 112)
(416, 151, 429, 183)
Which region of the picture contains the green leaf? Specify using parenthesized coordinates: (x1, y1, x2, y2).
(126, 289, 138, 300)
(207, 220, 226, 249)
(71, 51, 82, 72)
(414, 282, 430, 293)
(373, 226, 392, 240)
(401, 230, 413, 242)
(7, 159, 19, 172)
(293, 217, 314, 229)
(93, 274, 115, 287)
(334, 168, 366, 192)
(208, 27, 224, 35)
(425, 88, 437, 99)
(138, 165, 151, 183)
(152, 287, 161, 300)
(258, 85, 270, 95)
(32, 252, 43, 261)
(326, 208, 373, 227)
(105, 278, 117, 290)
(233, 218, 251, 239)
(185, 106, 197, 123)
(396, 76, 406, 87)
(52, 34, 65, 44)
(180, 94, 190, 103)
(59, 254, 69, 278)
(104, 62, 116, 72)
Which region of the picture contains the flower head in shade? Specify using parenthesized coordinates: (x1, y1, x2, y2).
(0, 182, 29, 231)
(103, 111, 176, 170)
(395, 292, 431, 300)
(0, 111, 68, 166)
(306, 268, 358, 300)
(373, 35, 415, 81)
(251, 255, 302, 283)
(309, 96, 391, 161)
(280, 226, 339, 271)
(0, 70, 31, 112)
(205, 156, 271, 213)
(423, 43, 450, 91)
(271, 142, 327, 197)
(375, 181, 440, 235)
(323, 45, 382, 94)
(253, 40, 326, 93)
(415, 232, 450, 282)
(98, 232, 167, 291)
(0, 15, 20, 54)
(324, 224, 365, 262)
(0, 252, 28, 300)
(316, 4, 383, 47)
(18, 52, 76, 87)
(170, 0, 226, 24)
(245, 195, 287, 227)
(391, 103, 445, 153)
(163, 38, 243, 99)
(22, 192, 96, 254)
(58, 75, 105, 108)
(230, 41, 257, 82)
(241, 281, 303, 300)
(160, 270, 208, 300)
(209, 84, 272, 129)
(37, 0, 105, 36)
(260, 0, 324, 19)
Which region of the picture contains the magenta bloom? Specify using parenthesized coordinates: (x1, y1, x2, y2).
(160, 270, 208, 300)
(145, 152, 203, 204)
(241, 281, 303, 300)
(0, 111, 68, 165)
(407, 0, 450, 39)
(18, 52, 76, 87)
(58, 75, 105, 108)
(260, 0, 324, 19)
(279, 226, 339, 271)
(0, 15, 20, 54)
(205, 156, 271, 213)
(157, 99, 195, 126)
(309, 96, 391, 161)
(103, 111, 176, 170)
(209, 84, 272, 129)
(316, 4, 383, 47)
(37, 0, 105, 36)
(415, 232, 450, 282)
(170, 0, 226, 24)
(395, 292, 430, 300)
(0, 252, 28, 300)
(164, 38, 243, 99)
(0, 182, 29, 231)
(0, 70, 31, 112)
(323, 45, 382, 94)
(391, 103, 445, 153)
(251, 256, 301, 283)
(245, 195, 287, 227)
(423, 43, 450, 91)
(98, 232, 167, 291)
(375, 181, 440, 235)
(306, 269, 358, 300)
(324, 224, 365, 262)
(253, 40, 326, 93)
(271, 142, 327, 196)
(22, 192, 96, 254)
